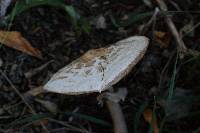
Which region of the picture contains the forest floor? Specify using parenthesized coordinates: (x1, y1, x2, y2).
(0, 0, 200, 133)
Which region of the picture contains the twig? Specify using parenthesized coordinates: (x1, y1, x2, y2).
(158, 50, 176, 90)
(47, 118, 90, 133)
(182, 21, 200, 38)
(156, 0, 187, 54)
(140, 8, 159, 35)
(24, 86, 45, 97)
(25, 60, 54, 78)
(0, 70, 49, 132)
(169, 0, 181, 11)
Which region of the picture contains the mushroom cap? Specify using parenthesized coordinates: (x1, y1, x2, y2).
(44, 36, 149, 94)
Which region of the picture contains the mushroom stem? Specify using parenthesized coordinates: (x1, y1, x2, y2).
(106, 100, 128, 133)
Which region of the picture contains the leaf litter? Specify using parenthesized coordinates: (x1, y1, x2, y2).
(0, 31, 42, 58)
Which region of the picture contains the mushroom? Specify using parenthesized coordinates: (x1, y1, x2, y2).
(25, 36, 149, 133)
(0, 0, 12, 17)
(44, 36, 149, 94)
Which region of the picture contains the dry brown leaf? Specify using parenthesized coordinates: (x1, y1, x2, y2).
(33, 119, 49, 126)
(143, 108, 159, 133)
(154, 31, 171, 48)
(0, 31, 42, 58)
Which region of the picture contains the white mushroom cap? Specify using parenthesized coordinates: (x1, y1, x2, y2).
(44, 36, 149, 94)
(0, 0, 12, 17)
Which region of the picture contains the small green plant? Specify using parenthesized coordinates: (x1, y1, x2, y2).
(7, 0, 91, 34)
(110, 11, 153, 28)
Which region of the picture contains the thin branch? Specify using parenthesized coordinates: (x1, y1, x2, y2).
(0, 70, 49, 133)
(182, 21, 200, 38)
(25, 60, 54, 78)
(156, 0, 187, 54)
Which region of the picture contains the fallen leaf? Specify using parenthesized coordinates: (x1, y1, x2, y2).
(154, 31, 171, 48)
(0, 31, 42, 58)
(33, 119, 49, 126)
(143, 108, 159, 133)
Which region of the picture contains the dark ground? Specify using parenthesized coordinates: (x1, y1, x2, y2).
(0, 0, 200, 133)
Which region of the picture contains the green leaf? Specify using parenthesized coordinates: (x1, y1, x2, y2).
(63, 112, 111, 127)
(8, 113, 51, 127)
(134, 101, 149, 133)
(193, 127, 200, 133)
(8, 0, 91, 34)
(121, 11, 153, 27)
(110, 11, 153, 28)
(167, 53, 178, 102)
